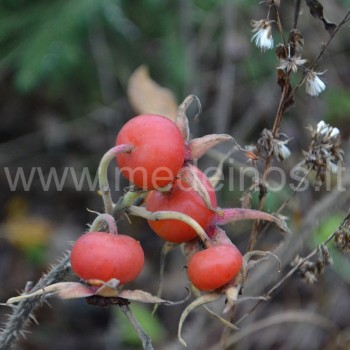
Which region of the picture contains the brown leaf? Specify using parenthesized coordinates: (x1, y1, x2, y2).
(127, 65, 178, 120)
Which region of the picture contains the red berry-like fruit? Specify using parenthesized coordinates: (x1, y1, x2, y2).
(187, 245, 242, 291)
(145, 166, 217, 243)
(70, 232, 144, 284)
(116, 114, 186, 190)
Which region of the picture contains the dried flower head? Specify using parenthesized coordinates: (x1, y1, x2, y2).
(251, 20, 274, 51)
(288, 29, 304, 55)
(301, 121, 343, 184)
(334, 214, 350, 254)
(305, 70, 326, 96)
(257, 129, 291, 161)
(292, 245, 332, 285)
(277, 54, 307, 73)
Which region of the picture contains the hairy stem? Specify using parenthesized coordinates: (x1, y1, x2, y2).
(0, 255, 71, 350)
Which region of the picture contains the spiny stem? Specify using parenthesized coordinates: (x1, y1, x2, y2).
(0, 254, 71, 350)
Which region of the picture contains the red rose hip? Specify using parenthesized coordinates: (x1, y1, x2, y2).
(187, 245, 242, 291)
(116, 114, 186, 190)
(70, 231, 144, 284)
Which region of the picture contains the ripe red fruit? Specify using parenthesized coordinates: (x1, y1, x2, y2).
(145, 166, 217, 243)
(116, 114, 186, 190)
(187, 245, 242, 291)
(70, 232, 144, 284)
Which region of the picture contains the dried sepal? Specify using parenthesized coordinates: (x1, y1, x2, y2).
(178, 292, 221, 347)
(179, 166, 217, 212)
(7, 278, 188, 307)
(6, 282, 97, 304)
(118, 289, 190, 305)
(244, 250, 281, 273)
(216, 208, 288, 233)
(175, 95, 201, 141)
(153, 242, 178, 315)
(188, 134, 234, 161)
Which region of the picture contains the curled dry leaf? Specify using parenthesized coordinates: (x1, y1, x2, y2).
(127, 65, 178, 120)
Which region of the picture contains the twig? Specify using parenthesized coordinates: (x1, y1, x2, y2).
(119, 304, 154, 350)
(309, 9, 350, 70)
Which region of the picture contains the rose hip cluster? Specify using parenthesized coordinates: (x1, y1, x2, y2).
(70, 104, 283, 294)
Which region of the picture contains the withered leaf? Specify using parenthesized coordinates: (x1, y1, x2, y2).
(127, 65, 178, 120)
(305, 0, 337, 35)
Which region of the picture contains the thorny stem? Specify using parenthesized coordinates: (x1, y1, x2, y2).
(237, 212, 350, 326)
(89, 213, 118, 235)
(0, 255, 71, 350)
(120, 304, 154, 350)
(98, 144, 134, 215)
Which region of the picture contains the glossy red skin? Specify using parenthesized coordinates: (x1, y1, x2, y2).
(187, 245, 243, 291)
(70, 232, 144, 284)
(116, 114, 186, 190)
(146, 166, 217, 243)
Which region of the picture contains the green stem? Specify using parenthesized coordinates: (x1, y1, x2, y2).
(98, 144, 133, 214)
(113, 189, 147, 214)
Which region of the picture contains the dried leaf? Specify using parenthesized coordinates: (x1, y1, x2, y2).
(127, 65, 178, 120)
(94, 278, 120, 297)
(305, 0, 336, 35)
